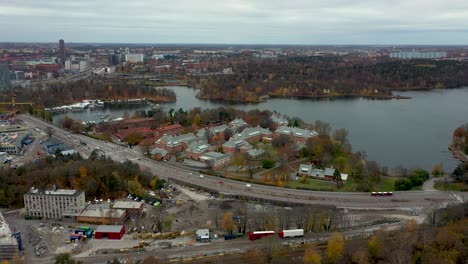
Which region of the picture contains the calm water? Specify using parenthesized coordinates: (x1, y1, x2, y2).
(54, 86, 468, 171)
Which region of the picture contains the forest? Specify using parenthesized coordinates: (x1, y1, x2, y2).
(0, 151, 163, 208)
(192, 56, 468, 102)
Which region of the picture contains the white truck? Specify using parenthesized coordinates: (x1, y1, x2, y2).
(278, 229, 304, 238)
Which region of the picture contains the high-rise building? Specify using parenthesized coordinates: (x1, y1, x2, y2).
(0, 62, 11, 89)
(59, 39, 65, 64)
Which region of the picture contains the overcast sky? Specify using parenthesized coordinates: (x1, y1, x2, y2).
(1, 0, 468, 44)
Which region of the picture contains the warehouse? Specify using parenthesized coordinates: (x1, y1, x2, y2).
(94, 225, 125, 240)
(77, 208, 126, 225)
(113, 201, 143, 218)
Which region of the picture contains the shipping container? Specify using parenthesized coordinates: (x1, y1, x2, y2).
(278, 229, 304, 238)
(248, 231, 275, 241)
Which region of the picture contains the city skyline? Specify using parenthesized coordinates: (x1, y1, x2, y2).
(1, 0, 468, 45)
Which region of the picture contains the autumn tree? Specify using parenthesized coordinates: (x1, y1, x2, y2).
(432, 164, 443, 177)
(327, 232, 344, 263)
(232, 152, 246, 172)
(368, 234, 383, 264)
(127, 178, 143, 197)
(222, 212, 236, 234)
(304, 244, 322, 264)
(332, 128, 348, 146)
(126, 133, 143, 146)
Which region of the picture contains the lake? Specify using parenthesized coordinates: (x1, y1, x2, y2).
(53, 86, 468, 172)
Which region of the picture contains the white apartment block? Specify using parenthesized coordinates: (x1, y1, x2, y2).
(24, 187, 86, 219)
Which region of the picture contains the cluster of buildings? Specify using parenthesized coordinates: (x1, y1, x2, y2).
(298, 164, 348, 182)
(110, 114, 319, 170)
(24, 187, 143, 226)
(64, 54, 90, 73)
(389, 51, 447, 59)
(0, 125, 31, 155)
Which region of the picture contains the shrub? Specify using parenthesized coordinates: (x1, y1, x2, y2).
(395, 179, 413, 191)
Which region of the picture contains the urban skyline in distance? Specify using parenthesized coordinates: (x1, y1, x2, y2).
(1, 0, 468, 45)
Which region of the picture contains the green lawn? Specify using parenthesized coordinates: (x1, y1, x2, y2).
(377, 177, 397, 191)
(434, 182, 468, 191)
(288, 179, 337, 191)
(89, 133, 112, 142)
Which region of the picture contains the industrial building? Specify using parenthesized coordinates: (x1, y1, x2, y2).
(94, 225, 125, 240)
(77, 208, 127, 225)
(0, 212, 20, 260)
(24, 188, 86, 219)
(112, 201, 144, 218)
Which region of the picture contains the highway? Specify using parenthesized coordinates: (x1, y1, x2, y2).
(19, 114, 467, 210)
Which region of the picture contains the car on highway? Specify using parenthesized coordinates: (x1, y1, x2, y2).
(199, 174, 204, 178)
(245, 184, 251, 188)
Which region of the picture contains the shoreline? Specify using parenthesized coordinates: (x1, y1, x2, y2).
(195, 92, 412, 103)
(448, 144, 468, 163)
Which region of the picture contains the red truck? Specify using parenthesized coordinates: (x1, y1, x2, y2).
(248, 231, 275, 241)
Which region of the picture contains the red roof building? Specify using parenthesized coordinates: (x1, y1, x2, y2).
(94, 225, 125, 240)
(35, 64, 60, 72)
(156, 124, 184, 137)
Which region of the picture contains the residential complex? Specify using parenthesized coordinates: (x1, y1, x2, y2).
(24, 187, 86, 219)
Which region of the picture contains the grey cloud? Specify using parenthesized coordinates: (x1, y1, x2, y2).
(0, 0, 467, 44)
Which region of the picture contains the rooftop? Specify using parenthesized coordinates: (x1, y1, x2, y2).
(26, 187, 82, 197)
(113, 201, 143, 209)
(79, 208, 125, 218)
(95, 225, 124, 233)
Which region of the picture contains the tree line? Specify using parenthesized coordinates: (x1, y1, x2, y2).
(2, 78, 176, 108)
(191, 56, 468, 102)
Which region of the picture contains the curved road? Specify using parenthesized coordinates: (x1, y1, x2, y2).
(20, 115, 467, 210)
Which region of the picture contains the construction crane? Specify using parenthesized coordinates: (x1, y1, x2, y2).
(0, 95, 34, 120)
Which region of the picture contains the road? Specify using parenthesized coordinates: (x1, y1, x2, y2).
(19, 114, 467, 210)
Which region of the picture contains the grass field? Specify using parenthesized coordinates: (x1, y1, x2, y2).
(434, 181, 468, 191)
(89, 133, 112, 142)
(288, 179, 337, 191)
(377, 177, 397, 191)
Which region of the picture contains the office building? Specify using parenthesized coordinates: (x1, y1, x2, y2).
(59, 39, 65, 64)
(109, 54, 121, 66)
(0, 62, 11, 89)
(24, 187, 86, 219)
(124, 53, 144, 63)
